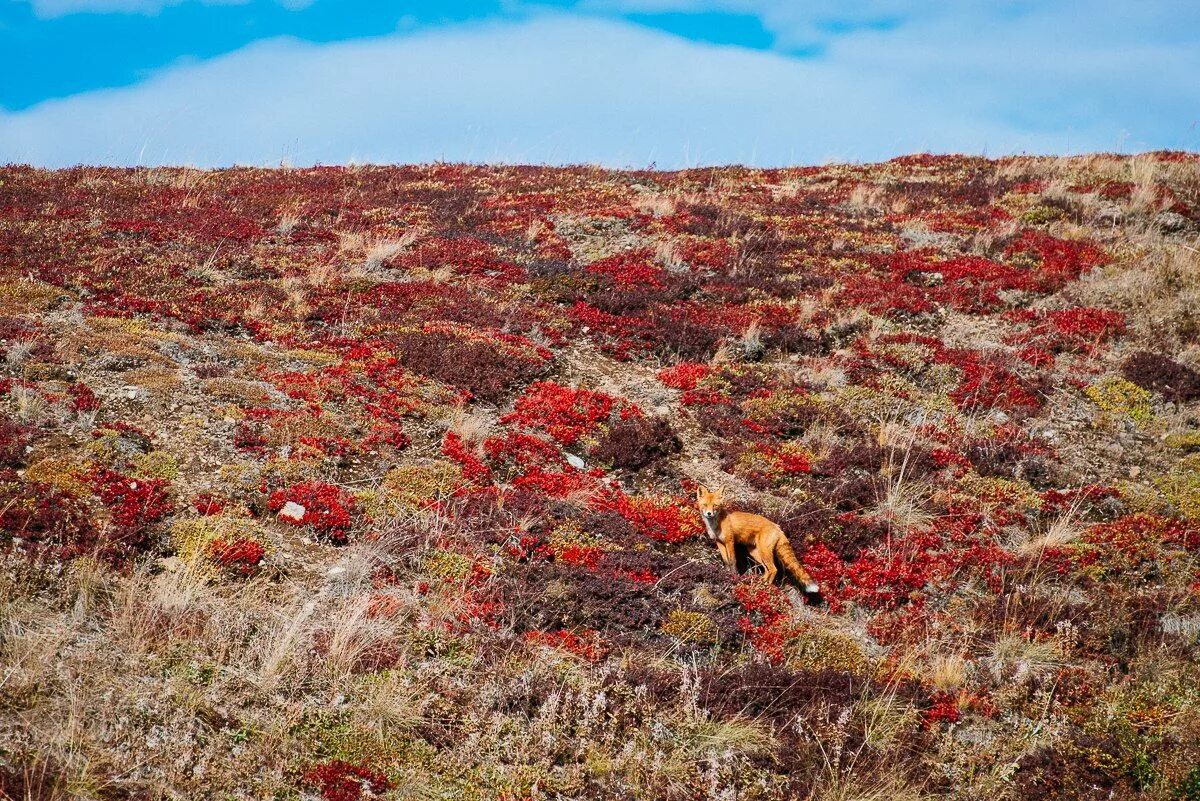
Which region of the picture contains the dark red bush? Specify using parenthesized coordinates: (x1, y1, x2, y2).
(1121, 351, 1200, 402)
(0, 415, 33, 467)
(392, 325, 551, 403)
(590, 416, 681, 471)
(0, 471, 100, 561)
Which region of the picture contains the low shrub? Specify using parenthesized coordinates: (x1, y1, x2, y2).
(0, 471, 101, 561)
(1122, 351, 1200, 402)
(268, 480, 358, 544)
(590, 415, 681, 471)
(299, 759, 392, 801)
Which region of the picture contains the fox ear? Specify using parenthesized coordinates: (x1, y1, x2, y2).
(696, 485, 706, 500)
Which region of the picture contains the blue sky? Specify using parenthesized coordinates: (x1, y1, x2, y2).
(1, 0, 1197, 168)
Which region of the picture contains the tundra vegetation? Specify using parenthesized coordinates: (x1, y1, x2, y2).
(1, 153, 1200, 799)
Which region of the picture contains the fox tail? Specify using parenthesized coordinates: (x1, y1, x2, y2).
(776, 537, 819, 594)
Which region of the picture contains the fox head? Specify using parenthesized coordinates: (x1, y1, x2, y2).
(696, 485, 724, 537)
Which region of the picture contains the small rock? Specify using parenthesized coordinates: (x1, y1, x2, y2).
(1093, 203, 1124, 226)
(278, 501, 306, 522)
(1129, 466, 1141, 479)
(565, 453, 586, 469)
(1155, 211, 1191, 234)
(691, 586, 720, 609)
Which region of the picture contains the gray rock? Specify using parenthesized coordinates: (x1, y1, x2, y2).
(1155, 211, 1191, 234)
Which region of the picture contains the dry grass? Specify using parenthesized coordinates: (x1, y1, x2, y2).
(846, 183, 886, 213)
(985, 631, 1066, 683)
(633, 192, 677, 218)
(926, 654, 968, 692)
(446, 406, 496, 445)
(1017, 498, 1085, 556)
(1075, 231, 1200, 347)
(655, 238, 687, 272)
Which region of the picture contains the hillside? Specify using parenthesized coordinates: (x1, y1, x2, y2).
(2, 153, 1200, 800)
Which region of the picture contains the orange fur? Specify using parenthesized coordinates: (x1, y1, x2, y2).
(696, 486, 819, 592)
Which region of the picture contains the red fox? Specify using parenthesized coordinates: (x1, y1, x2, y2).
(696, 485, 819, 593)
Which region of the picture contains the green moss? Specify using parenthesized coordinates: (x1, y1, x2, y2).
(788, 627, 870, 676)
(1087, 376, 1153, 427)
(286, 708, 406, 768)
(1176, 765, 1200, 801)
(1165, 431, 1200, 452)
(660, 610, 718, 645)
(376, 461, 462, 515)
(132, 450, 179, 481)
(424, 549, 474, 582)
(1020, 204, 1064, 225)
(170, 515, 266, 563)
(1153, 470, 1200, 519)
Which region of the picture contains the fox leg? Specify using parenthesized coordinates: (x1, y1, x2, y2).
(718, 540, 736, 572)
(761, 546, 779, 584)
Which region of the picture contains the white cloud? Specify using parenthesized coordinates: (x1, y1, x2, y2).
(583, 1, 1200, 52)
(25, 0, 309, 18)
(0, 12, 1195, 168)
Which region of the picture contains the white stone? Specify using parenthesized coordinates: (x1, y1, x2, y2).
(565, 453, 586, 469)
(278, 501, 306, 522)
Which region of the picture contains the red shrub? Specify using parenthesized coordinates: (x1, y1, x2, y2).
(300, 760, 392, 801)
(87, 466, 172, 544)
(922, 691, 962, 728)
(268, 481, 357, 544)
(950, 354, 1042, 413)
(68, 382, 100, 412)
(733, 580, 794, 664)
(501, 381, 618, 446)
(1002, 230, 1109, 289)
(1086, 514, 1200, 557)
(441, 432, 492, 485)
(593, 490, 702, 544)
(525, 628, 608, 662)
(207, 538, 265, 576)
(656, 362, 711, 391)
(1004, 307, 1126, 355)
(192, 493, 227, 516)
